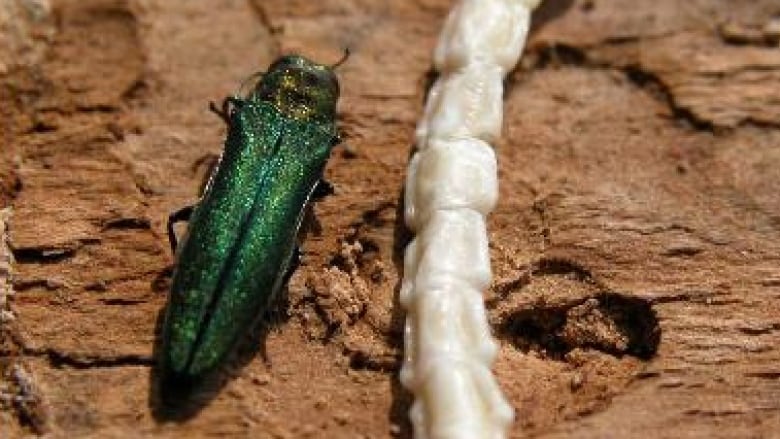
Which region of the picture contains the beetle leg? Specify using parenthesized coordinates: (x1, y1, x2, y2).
(332, 131, 360, 158)
(282, 246, 302, 286)
(312, 179, 334, 201)
(208, 97, 245, 125)
(167, 205, 195, 254)
(208, 101, 230, 124)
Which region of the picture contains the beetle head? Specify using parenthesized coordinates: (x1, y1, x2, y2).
(254, 54, 340, 124)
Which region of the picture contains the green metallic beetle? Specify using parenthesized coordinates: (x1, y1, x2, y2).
(162, 53, 346, 383)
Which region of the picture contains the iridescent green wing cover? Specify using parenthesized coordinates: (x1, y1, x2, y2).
(163, 99, 335, 380)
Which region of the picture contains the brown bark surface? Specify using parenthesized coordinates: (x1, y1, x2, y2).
(2, 0, 780, 437)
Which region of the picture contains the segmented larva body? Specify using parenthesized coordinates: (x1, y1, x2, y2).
(400, 1, 541, 438)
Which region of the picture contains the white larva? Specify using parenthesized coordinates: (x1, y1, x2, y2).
(433, 0, 537, 74)
(404, 138, 498, 231)
(400, 0, 542, 438)
(415, 64, 505, 147)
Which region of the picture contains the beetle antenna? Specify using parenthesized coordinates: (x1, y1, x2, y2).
(236, 70, 266, 97)
(332, 48, 351, 69)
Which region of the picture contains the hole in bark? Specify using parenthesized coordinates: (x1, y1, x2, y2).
(533, 43, 587, 68)
(533, 257, 593, 282)
(102, 217, 151, 230)
(11, 247, 76, 264)
(30, 120, 58, 133)
(498, 293, 660, 361)
(344, 347, 399, 372)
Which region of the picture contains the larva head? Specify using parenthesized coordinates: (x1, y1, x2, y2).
(254, 54, 340, 124)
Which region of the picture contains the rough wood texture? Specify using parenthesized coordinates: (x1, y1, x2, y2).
(2, 0, 780, 437)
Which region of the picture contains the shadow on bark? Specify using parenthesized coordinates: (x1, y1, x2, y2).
(388, 184, 414, 438)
